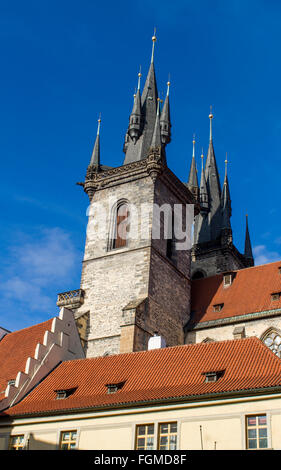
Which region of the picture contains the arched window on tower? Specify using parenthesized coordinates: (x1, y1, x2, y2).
(261, 328, 281, 358)
(112, 203, 129, 249)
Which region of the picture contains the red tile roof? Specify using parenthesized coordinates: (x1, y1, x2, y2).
(3, 337, 281, 417)
(190, 261, 281, 325)
(0, 319, 53, 401)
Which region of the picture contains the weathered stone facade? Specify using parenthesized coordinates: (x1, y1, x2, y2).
(191, 241, 250, 279)
(75, 153, 197, 358)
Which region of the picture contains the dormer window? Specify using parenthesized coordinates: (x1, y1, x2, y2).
(106, 382, 125, 394)
(203, 371, 225, 383)
(8, 379, 15, 386)
(55, 388, 77, 400)
(271, 292, 281, 302)
(213, 303, 224, 312)
(223, 273, 232, 287)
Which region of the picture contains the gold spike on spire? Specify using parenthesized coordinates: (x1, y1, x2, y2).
(225, 152, 228, 178)
(137, 66, 142, 90)
(151, 27, 157, 63)
(192, 134, 196, 158)
(97, 113, 101, 135)
(201, 148, 204, 170)
(167, 73, 171, 96)
(209, 105, 213, 141)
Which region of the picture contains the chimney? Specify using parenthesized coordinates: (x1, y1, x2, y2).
(148, 334, 166, 350)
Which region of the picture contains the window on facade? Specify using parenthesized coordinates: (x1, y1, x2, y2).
(246, 415, 268, 449)
(59, 430, 77, 450)
(135, 424, 154, 450)
(158, 422, 177, 450)
(9, 435, 25, 450)
(263, 331, 281, 358)
(113, 203, 129, 249)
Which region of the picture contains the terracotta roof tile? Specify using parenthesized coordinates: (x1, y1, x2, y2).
(0, 319, 53, 400)
(190, 260, 281, 325)
(3, 337, 281, 417)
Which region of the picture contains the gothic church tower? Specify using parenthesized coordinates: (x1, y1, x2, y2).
(189, 112, 254, 279)
(73, 35, 198, 358)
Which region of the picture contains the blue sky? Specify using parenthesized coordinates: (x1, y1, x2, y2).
(0, 0, 280, 331)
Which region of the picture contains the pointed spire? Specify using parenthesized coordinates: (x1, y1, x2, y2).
(199, 149, 209, 211)
(188, 135, 199, 190)
(244, 214, 254, 261)
(89, 115, 101, 169)
(221, 154, 232, 229)
(160, 78, 171, 145)
(221, 153, 232, 216)
(150, 97, 162, 148)
(123, 31, 159, 164)
(128, 68, 142, 144)
(203, 108, 223, 240)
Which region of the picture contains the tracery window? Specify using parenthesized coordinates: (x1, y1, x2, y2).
(262, 330, 281, 358)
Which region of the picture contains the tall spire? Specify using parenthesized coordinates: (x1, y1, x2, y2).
(193, 149, 210, 244)
(221, 153, 232, 229)
(204, 108, 223, 240)
(150, 97, 161, 148)
(127, 68, 142, 144)
(123, 31, 159, 164)
(187, 135, 199, 193)
(89, 115, 101, 169)
(160, 79, 171, 145)
(199, 149, 209, 211)
(244, 214, 254, 262)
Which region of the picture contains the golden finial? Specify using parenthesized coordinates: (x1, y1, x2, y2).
(151, 27, 157, 63)
(201, 148, 204, 171)
(97, 113, 101, 135)
(137, 65, 142, 90)
(225, 152, 228, 172)
(209, 106, 213, 140)
(192, 134, 196, 158)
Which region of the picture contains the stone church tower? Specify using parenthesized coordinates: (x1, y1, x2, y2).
(69, 36, 198, 358)
(189, 111, 254, 279)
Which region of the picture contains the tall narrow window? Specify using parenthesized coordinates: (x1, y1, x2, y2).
(158, 422, 177, 450)
(135, 424, 154, 450)
(113, 203, 128, 249)
(246, 415, 268, 449)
